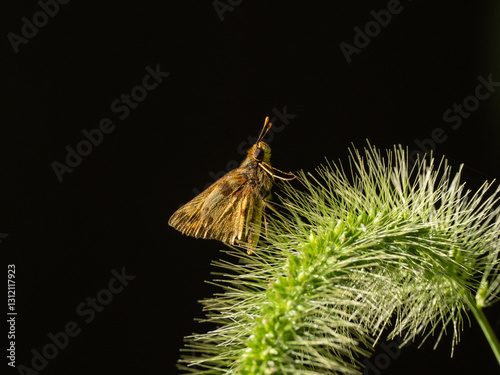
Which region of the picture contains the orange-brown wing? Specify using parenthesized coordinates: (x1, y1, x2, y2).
(169, 170, 257, 244)
(168, 179, 222, 238)
(232, 186, 264, 247)
(199, 182, 264, 245)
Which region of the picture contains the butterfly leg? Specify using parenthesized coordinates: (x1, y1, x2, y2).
(263, 212, 268, 236)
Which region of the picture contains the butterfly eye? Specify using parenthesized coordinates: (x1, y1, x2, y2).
(253, 147, 264, 161)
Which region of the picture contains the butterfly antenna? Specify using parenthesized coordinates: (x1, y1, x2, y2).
(256, 116, 272, 143)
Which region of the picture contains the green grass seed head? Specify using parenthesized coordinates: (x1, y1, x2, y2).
(179, 143, 500, 374)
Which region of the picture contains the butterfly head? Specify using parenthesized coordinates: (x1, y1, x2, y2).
(249, 141, 271, 164)
(247, 117, 273, 164)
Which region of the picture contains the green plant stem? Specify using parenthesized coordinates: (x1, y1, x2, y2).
(467, 294, 500, 366)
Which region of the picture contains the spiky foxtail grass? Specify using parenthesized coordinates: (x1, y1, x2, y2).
(179, 143, 500, 374)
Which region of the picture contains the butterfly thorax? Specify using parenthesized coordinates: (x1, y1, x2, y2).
(238, 141, 273, 194)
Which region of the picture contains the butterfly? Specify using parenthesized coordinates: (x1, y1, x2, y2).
(168, 117, 295, 253)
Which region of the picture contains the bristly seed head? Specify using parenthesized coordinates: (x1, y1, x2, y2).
(179, 142, 500, 374)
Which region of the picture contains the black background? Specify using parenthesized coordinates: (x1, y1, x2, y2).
(2, 1, 500, 374)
